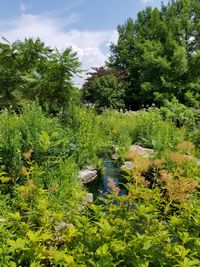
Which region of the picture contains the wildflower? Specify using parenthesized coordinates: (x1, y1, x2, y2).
(23, 150, 33, 160)
(165, 178, 197, 203)
(19, 166, 28, 176)
(107, 177, 120, 196)
(177, 141, 195, 152)
(159, 170, 172, 183)
(49, 182, 59, 192)
(137, 176, 150, 187)
(170, 152, 190, 165)
(152, 158, 165, 170)
(26, 179, 35, 188)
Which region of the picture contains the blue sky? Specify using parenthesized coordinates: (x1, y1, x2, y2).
(0, 0, 168, 85)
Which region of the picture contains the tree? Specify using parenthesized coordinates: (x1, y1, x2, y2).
(108, 0, 200, 109)
(82, 67, 126, 110)
(0, 38, 80, 113)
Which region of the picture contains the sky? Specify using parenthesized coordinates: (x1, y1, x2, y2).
(0, 0, 168, 86)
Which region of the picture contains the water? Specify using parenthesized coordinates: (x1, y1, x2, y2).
(87, 159, 126, 200)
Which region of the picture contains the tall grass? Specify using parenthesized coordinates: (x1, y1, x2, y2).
(100, 110, 137, 160)
(74, 107, 110, 167)
(133, 109, 183, 152)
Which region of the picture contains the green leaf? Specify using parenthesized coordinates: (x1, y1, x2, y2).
(8, 238, 28, 251)
(53, 251, 66, 262)
(143, 240, 152, 250)
(96, 244, 109, 256)
(96, 219, 113, 234)
(30, 262, 41, 267)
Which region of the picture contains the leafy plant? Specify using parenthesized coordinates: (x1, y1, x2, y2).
(108, 0, 200, 108)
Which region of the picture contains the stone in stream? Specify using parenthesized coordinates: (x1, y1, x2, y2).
(121, 161, 135, 171)
(78, 167, 98, 184)
(121, 145, 154, 171)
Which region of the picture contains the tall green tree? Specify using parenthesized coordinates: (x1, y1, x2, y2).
(108, 0, 200, 108)
(0, 38, 80, 113)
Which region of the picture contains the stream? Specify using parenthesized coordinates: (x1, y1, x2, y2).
(87, 159, 127, 200)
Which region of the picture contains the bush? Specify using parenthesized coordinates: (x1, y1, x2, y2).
(1, 144, 200, 266)
(0, 110, 22, 176)
(160, 98, 198, 128)
(82, 67, 126, 110)
(133, 108, 183, 152)
(75, 107, 109, 167)
(100, 110, 137, 160)
(159, 99, 200, 152)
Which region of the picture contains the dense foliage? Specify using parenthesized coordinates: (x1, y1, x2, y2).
(0, 38, 80, 115)
(0, 101, 199, 266)
(83, 0, 200, 110)
(0, 0, 200, 266)
(82, 67, 126, 110)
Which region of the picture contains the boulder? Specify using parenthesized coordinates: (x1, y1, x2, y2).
(121, 161, 135, 171)
(78, 193, 94, 212)
(78, 168, 98, 184)
(121, 145, 153, 171)
(85, 193, 93, 204)
(128, 145, 153, 158)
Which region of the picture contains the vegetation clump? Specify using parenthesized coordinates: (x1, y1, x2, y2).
(0, 0, 200, 266)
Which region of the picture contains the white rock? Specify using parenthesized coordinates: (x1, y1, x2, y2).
(121, 161, 135, 171)
(78, 168, 97, 184)
(128, 145, 153, 158)
(85, 193, 93, 204)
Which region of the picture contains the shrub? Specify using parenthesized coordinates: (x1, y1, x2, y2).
(75, 107, 109, 167)
(160, 98, 198, 128)
(0, 110, 22, 176)
(100, 110, 137, 160)
(133, 108, 183, 152)
(82, 67, 126, 110)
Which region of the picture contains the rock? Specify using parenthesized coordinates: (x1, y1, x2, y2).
(121, 145, 153, 172)
(121, 161, 135, 171)
(85, 193, 93, 204)
(78, 193, 94, 212)
(54, 222, 74, 231)
(128, 145, 153, 158)
(112, 153, 119, 160)
(78, 168, 98, 184)
(185, 156, 200, 166)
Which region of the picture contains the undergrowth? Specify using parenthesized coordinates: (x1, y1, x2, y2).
(0, 101, 199, 266)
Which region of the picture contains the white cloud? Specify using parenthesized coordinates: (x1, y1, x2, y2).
(0, 13, 118, 86)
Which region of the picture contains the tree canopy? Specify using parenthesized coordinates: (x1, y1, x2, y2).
(83, 0, 200, 110)
(109, 0, 200, 108)
(0, 38, 80, 113)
